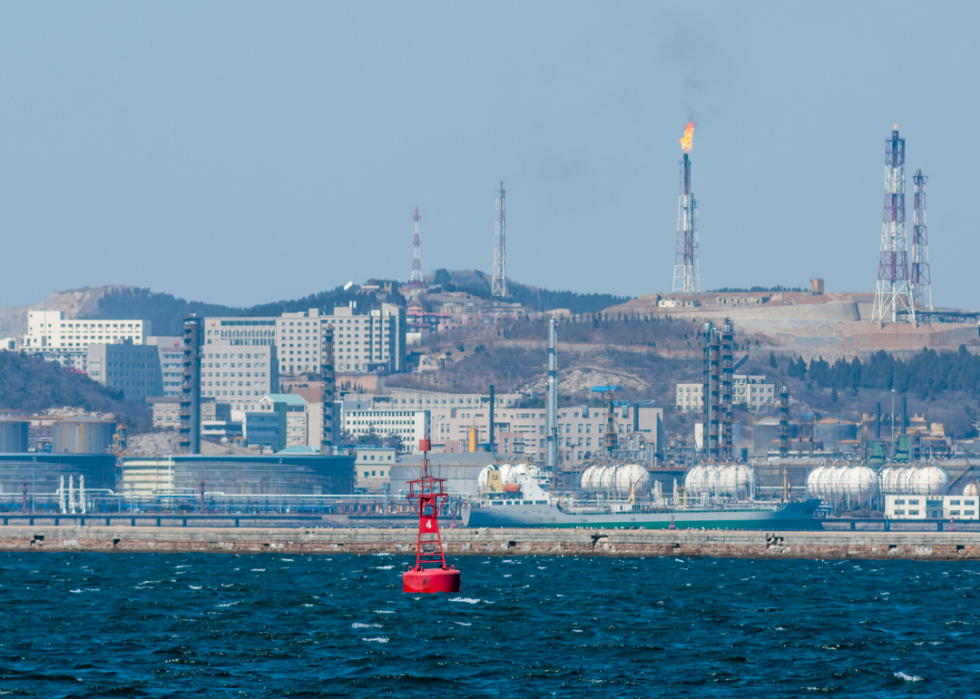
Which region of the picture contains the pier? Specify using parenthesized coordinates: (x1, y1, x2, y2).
(1, 525, 979, 560)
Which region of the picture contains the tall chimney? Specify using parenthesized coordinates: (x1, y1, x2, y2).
(488, 385, 495, 454)
(546, 318, 558, 470)
(179, 315, 202, 455)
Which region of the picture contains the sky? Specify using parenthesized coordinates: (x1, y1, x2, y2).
(0, 1, 977, 309)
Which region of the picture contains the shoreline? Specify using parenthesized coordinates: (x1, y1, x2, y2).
(1, 525, 979, 560)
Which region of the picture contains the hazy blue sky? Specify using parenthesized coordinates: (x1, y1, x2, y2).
(0, 1, 977, 308)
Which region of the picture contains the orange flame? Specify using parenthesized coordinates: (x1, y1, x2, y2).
(679, 121, 695, 153)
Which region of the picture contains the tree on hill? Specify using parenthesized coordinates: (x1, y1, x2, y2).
(0, 353, 148, 425)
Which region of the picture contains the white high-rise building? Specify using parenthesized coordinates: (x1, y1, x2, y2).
(22, 311, 149, 371)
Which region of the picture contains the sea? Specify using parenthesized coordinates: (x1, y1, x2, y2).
(0, 552, 975, 697)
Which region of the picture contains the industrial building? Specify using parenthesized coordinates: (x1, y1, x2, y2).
(0, 453, 118, 499)
(353, 445, 397, 491)
(390, 452, 495, 498)
(119, 453, 355, 498)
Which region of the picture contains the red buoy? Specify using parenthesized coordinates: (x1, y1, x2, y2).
(402, 439, 461, 594)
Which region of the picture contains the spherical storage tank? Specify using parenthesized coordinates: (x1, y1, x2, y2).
(579, 463, 652, 498)
(964, 482, 980, 497)
(880, 465, 950, 495)
(53, 419, 114, 454)
(684, 464, 757, 500)
(805, 465, 878, 506)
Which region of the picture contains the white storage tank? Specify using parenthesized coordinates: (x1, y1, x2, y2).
(964, 482, 979, 497)
(880, 465, 950, 496)
(684, 464, 757, 500)
(579, 463, 652, 498)
(805, 465, 879, 506)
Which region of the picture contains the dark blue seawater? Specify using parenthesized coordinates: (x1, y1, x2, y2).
(0, 553, 977, 697)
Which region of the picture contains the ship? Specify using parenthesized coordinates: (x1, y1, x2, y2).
(460, 471, 823, 531)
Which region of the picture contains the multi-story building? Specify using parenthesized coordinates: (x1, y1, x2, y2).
(146, 336, 184, 397)
(204, 304, 405, 376)
(200, 343, 278, 410)
(339, 395, 663, 468)
(341, 408, 430, 452)
(22, 311, 149, 370)
(148, 396, 181, 429)
(733, 374, 775, 410)
(675, 382, 703, 412)
(677, 376, 775, 413)
(86, 341, 163, 403)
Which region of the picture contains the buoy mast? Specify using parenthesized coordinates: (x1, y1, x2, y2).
(402, 438, 462, 593)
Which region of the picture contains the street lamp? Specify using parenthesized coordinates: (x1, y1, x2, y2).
(891, 389, 896, 442)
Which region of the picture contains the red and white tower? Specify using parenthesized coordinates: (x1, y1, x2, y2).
(911, 169, 933, 311)
(872, 128, 916, 325)
(672, 122, 700, 294)
(409, 207, 424, 291)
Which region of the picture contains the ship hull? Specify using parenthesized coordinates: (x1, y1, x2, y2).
(463, 499, 823, 530)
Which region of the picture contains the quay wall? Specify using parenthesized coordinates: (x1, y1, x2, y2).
(3, 526, 980, 560)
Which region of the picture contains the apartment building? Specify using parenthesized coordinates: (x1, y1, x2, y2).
(204, 304, 405, 376)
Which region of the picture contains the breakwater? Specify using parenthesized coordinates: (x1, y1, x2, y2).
(4, 525, 980, 560)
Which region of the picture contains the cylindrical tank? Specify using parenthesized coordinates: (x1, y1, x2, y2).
(879, 465, 950, 495)
(579, 463, 652, 498)
(753, 419, 798, 452)
(814, 419, 858, 450)
(805, 465, 879, 505)
(53, 419, 114, 454)
(0, 420, 29, 453)
(684, 464, 757, 500)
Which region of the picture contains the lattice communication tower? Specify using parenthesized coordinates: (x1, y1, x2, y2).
(410, 207, 424, 290)
(872, 128, 916, 325)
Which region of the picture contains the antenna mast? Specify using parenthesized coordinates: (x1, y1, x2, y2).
(410, 207, 424, 290)
(911, 169, 933, 311)
(492, 182, 506, 297)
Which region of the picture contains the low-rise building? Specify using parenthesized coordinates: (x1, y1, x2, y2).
(354, 446, 397, 491)
(733, 374, 775, 410)
(147, 396, 181, 429)
(885, 494, 979, 520)
(244, 412, 281, 452)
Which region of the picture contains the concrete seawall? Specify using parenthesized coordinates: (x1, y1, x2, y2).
(4, 526, 980, 560)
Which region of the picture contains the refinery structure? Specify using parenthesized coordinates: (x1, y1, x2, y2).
(0, 123, 979, 533)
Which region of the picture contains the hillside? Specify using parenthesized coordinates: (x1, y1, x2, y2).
(0, 352, 149, 425)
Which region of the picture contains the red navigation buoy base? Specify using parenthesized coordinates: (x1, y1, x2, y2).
(402, 565, 461, 594)
(402, 438, 462, 594)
